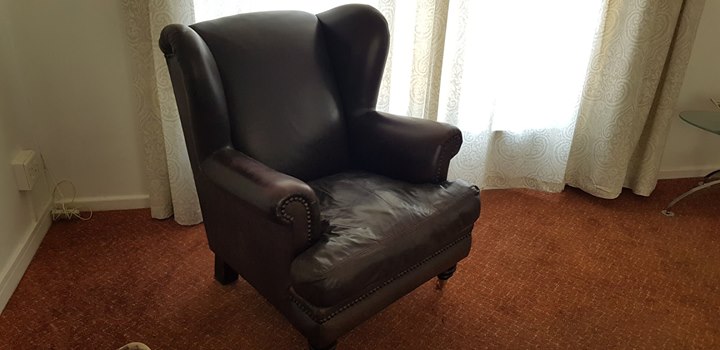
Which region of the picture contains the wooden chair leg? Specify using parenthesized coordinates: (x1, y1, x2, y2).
(214, 255, 238, 285)
(436, 264, 457, 290)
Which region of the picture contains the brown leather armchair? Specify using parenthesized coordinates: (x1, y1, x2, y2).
(159, 5, 480, 349)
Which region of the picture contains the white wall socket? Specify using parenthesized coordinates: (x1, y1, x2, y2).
(12, 150, 43, 191)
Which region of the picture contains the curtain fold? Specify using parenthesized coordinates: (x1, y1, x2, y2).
(407, 0, 449, 120)
(375, 0, 396, 113)
(122, 0, 201, 225)
(566, 0, 705, 199)
(375, 0, 449, 118)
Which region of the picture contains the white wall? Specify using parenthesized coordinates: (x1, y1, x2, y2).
(0, 0, 52, 312)
(5, 0, 148, 207)
(659, 1, 720, 178)
(2, 0, 150, 312)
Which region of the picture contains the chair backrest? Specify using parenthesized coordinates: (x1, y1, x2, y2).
(189, 11, 350, 181)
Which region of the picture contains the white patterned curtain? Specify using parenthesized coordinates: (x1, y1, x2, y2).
(123, 0, 202, 225)
(123, 0, 704, 225)
(566, 0, 705, 198)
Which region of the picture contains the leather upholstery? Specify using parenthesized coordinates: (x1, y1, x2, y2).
(192, 11, 350, 181)
(292, 172, 479, 307)
(159, 4, 481, 348)
(350, 111, 463, 183)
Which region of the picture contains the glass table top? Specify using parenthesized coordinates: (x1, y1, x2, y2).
(679, 111, 720, 135)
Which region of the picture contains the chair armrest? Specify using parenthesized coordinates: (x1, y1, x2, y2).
(200, 147, 321, 243)
(349, 111, 463, 183)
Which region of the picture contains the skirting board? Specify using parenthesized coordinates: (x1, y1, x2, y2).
(57, 194, 150, 212)
(0, 201, 52, 314)
(657, 166, 720, 180)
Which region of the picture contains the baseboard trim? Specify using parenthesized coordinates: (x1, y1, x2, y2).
(0, 200, 52, 314)
(657, 166, 719, 180)
(58, 194, 150, 212)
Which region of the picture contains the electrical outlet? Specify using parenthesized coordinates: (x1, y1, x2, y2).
(11, 150, 43, 191)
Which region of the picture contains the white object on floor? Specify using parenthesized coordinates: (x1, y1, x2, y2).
(117, 342, 151, 350)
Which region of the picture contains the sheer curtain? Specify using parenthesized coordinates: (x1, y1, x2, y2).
(437, 1, 602, 191)
(123, 0, 704, 224)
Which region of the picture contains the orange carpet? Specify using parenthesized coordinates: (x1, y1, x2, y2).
(1, 178, 719, 349)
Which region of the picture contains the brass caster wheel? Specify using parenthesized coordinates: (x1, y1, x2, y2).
(436, 278, 447, 290)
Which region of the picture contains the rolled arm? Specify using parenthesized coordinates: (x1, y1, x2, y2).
(200, 147, 322, 244)
(349, 111, 463, 183)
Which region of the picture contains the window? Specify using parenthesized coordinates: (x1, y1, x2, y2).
(193, 0, 604, 133)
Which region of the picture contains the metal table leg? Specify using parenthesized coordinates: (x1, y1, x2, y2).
(701, 169, 720, 184)
(661, 178, 720, 217)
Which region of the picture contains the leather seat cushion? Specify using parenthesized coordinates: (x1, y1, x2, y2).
(290, 172, 480, 307)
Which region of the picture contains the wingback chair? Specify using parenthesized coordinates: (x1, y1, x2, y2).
(159, 5, 481, 349)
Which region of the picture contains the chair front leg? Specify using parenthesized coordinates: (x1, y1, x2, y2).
(435, 264, 457, 290)
(214, 255, 239, 285)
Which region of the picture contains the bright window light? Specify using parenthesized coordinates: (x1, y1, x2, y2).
(437, 1, 604, 133)
(193, 1, 604, 134)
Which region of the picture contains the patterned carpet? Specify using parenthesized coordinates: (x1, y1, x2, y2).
(0, 178, 719, 349)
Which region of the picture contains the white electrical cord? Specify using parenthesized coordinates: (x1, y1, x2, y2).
(40, 154, 93, 221)
(51, 180, 92, 221)
(711, 98, 720, 111)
